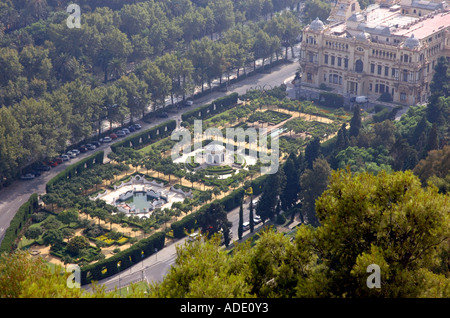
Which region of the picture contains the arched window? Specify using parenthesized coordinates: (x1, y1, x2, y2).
(355, 60, 364, 73)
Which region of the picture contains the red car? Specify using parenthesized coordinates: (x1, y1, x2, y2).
(110, 133, 118, 140)
(47, 161, 58, 167)
(78, 145, 88, 153)
(54, 158, 64, 164)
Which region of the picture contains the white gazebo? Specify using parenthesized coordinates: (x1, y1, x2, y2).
(205, 143, 225, 166)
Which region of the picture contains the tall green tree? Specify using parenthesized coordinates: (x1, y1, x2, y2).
(238, 199, 244, 240)
(299, 157, 331, 227)
(0, 47, 23, 86)
(306, 169, 450, 297)
(280, 157, 301, 211)
(349, 105, 362, 139)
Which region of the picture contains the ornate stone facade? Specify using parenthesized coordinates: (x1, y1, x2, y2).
(299, 0, 450, 105)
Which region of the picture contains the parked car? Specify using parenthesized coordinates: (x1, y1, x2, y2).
(54, 157, 64, 164)
(243, 222, 250, 231)
(110, 133, 118, 140)
(78, 145, 88, 153)
(91, 141, 101, 147)
(132, 123, 142, 130)
(115, 130, 126, 137)
(33, 169, 42, 176)
(128, 125, 135, 132)
(157, 112, 169, 118)
(60, 155, 70, 161)
(122, 128, 130, 134)
(70, 149, 80, 156)
(188, 232, 200, 243)
(47, 160, 58, 167)
(185, 100, 194, 107)
(36, 165, 51, 171)
(101, 136, 112, 143)
(253, 215, 261, 224)
(355, 95, 369, 103)
(20, 173, 35, 180)
(86, 144, 96, 150)
(66, 151, 75, 159)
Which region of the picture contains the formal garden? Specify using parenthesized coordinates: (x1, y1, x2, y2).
(6, 86, 350, 284)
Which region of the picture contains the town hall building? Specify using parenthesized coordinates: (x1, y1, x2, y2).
(299, 0, 450, 105)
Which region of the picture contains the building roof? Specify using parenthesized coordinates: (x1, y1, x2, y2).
(404, 34, 421, 48)
(393, 11, 450, 39)
(205, 143, 225, 152)
(310, 17, 325, 31)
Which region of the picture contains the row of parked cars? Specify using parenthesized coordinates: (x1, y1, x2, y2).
(100, 123, 142, 143)
(20, 123, 143, 180)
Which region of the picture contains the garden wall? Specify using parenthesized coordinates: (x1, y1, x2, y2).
(80, 231, 165, 285)
(110, 120, 176, 152)
(45, 151, 104, 193)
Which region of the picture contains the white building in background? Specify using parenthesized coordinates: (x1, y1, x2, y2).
(299, 0, 450, 105)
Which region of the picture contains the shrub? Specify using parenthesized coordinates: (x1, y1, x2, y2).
(318, 92, 344, 109)
(80, 231, 165, 285)
(276, 213, 286, 225)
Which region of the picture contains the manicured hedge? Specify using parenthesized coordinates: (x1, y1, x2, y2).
(80, 231, 165, 285)
(318, 92, 345, 109)
(45, 151, 104, 193)
(110, 120, 176, 152)
(181, 93, 239, 123)
(170, 175, 268, 239)
(0, 193, 39, 253)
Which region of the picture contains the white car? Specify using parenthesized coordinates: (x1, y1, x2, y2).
(20, 173, 35, 180)
(243, 222, 250, 231)
(70, 149, 80, 156)
(188, 232, 200, 242)
(67, 151, 76, 158)
(60, 155, 71, 161)
(101, 136, 112, 143)
(253, 216, 261, 224)
(116, 130, 126, 137)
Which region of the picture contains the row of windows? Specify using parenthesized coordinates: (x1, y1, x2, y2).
(324, 54, 349, 68)
(325, 41, 349, 50)
(370, 64, 395, 77)
(427, 43, 442, 58)
(371, 49, 396, 60)
(323, 72, 343, 85)
(369, 63, 419, 82)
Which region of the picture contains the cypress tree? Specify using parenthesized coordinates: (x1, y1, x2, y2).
(238, 199, 244, 240)
(349, 106, 361, 138)
(249, 196, 254, 233)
